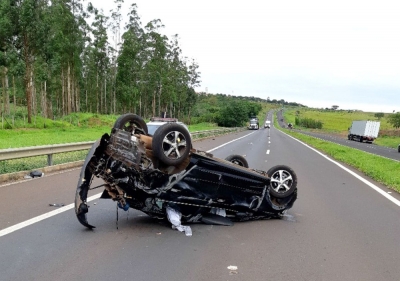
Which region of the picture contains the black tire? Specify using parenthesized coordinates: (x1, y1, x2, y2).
(152, 123, 192, 166)
(398, 145, 400, 153)
(113, 113, 148, 135)
(359, 136, 363, 143)
(348, 134, 351, 140)
(225, 154, 249, 168)
(267, 165, 297, 198)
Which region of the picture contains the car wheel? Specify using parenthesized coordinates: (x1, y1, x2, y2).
(267, 165, 297, 198)
(225, 154, 249, 168)
(152, 123, 192, 166)
(113, 113, 148, 135)
(398, 145, 400, 153)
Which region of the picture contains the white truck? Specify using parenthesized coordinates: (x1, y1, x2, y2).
(348, 120, 380, 143)
(248, 117, 259, 130)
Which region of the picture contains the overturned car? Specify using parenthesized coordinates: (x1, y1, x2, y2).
(75, 114, 298, 233)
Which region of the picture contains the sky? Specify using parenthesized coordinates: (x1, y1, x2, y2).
(95, 0, 400, 113)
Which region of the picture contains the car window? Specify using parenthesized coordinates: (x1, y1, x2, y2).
(147, 124, 160, 135)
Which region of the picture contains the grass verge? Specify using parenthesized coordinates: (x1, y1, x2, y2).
(278, 126, 400, 193)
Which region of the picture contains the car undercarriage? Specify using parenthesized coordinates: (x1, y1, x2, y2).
(75, 114, 298, 235)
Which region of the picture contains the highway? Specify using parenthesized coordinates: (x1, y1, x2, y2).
(1, 118, 400, 281)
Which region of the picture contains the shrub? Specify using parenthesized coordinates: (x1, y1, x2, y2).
(295, 117, 323, 129)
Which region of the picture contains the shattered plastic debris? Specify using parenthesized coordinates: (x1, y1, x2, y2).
(166, 206, 192, 236)
(49, 203, 65, 207)
(227, 265, 238, 275)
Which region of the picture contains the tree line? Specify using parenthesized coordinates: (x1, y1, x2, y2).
(0, 0, 200, 123)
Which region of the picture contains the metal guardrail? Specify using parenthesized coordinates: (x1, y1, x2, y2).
(0, 127, 245, 166)
(0, 142, 95, 165)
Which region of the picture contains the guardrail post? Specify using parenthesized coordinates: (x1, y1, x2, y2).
(47, 154, 53, 166)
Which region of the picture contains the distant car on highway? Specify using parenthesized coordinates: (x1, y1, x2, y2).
(264, 120, 271, 128)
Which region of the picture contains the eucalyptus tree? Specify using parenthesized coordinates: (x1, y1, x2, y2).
(142, 19, 170, 117)
(68, 0, 89, 114)
(86, 7, 110, 114)
(165, 35, 189, 119)
(108, 0, 124, 114)
(0, 0, 15, 115)
(35, 0, 87, 117)
(116, 3, 145, 113)
(185, 58, 201, 121)
(1, 0, 28, 117)
(7, 0, 49, 123)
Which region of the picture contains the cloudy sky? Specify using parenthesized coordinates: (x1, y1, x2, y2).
(96, 0, 399, 113)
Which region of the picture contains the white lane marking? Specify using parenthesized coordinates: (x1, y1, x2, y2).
(266, 150, 270, 154)
(278, 130, 400, 207)
(0, 131, 256, 237)
(207, 132, 255, 153)
(0, 194, 101, 237)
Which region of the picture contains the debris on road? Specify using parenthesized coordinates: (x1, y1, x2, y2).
(49, 203, 65, 207)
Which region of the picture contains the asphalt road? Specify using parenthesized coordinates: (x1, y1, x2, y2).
(1, 119, 400, 281)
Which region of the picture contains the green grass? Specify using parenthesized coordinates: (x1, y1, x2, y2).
(0, 127, 110, 149)
(187, 122, 219, 132)
(283, 108, 400, 149)
(284, 108, 394, 132)
(374, 136, 400, 149)
(275, 114, 400, 193)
